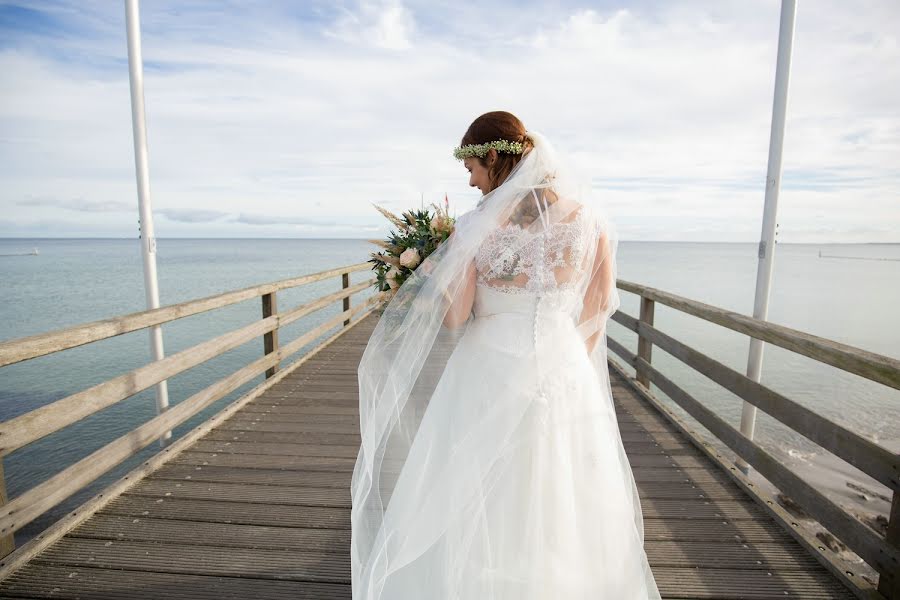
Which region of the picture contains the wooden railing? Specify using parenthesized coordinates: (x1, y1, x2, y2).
(0, 261, 378, 563)
(3, 265, 897, 597)
(608, 279, 900, 600)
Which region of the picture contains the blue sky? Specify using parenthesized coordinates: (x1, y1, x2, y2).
(1, 0, 898, 241)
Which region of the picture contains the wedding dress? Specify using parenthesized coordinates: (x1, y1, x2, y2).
(352, 131, 662, 599)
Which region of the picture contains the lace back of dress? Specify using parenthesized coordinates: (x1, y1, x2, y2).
(474, 189, 595, 296)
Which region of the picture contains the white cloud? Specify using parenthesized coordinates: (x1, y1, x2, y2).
(325, 0, 415, 50)
(0, 1, 898, 242)
(158, 208, 229, 223)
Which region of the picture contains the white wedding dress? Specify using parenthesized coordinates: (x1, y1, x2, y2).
(352, 197, 662, 599)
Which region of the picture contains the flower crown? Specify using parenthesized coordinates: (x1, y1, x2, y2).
(453, 138, 525, 161)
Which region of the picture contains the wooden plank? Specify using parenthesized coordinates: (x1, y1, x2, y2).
(279, 379, 361, 387)
(70, 514, 350, 553)
(149, 464, 350, 488)
(189, 440, 360, 458)
(169, 448, 709, 472)
(649, 566, 858, 599)
(0, 563, 856, 600)
(642, 518, 794, 543)
(0, 564, 351, 600)
(240, 404, 359, 415)
(285, 367, 364, 373)
(31, 538, 349, 583)
(646, 539, 824, 569)
(151, 464, 733, 490)
(126, 479, 350, 507)
(630, 466, 737, 485)
(342, 273, 351, 326)
(635, 480, 755, 501)
(24, 536, 854, 598)
(202, 430, 361, 447)
(214, 420, 361, 435)
(879, 491, 900, 598)
(616, 422, 673, 434)
(638, 498, 768, 521)
(619, 431, 689, 444)
(105, 494, 768, 530)
(104, 495, 349, 529)
(262, 290, 280, 378)
(636, 295, 655, 387)
(259, 392, 359, 401)
(221, 413, 361, 425)
(282, 366, 362, 373)
(172, 451, 356, 471)
(621, 440, 704, 456)
(262, 388, 359, 396)
(0, 462, 11, 560)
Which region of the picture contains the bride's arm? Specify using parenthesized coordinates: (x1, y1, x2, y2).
(578, 229, 613, 355)
(442, 259, 476, 329)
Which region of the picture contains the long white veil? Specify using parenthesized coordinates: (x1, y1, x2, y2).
(351, 131, 648, 598)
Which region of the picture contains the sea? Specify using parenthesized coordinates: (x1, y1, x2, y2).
(1, 237, 898, 549)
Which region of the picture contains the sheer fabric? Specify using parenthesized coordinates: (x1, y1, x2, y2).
(351, 131, 661, 599)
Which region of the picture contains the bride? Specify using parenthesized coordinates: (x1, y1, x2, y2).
(351, 111, 662, 599)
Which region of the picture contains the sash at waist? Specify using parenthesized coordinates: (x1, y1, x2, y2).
(473, 289, 538, 318)
(472, 284, 578, 320)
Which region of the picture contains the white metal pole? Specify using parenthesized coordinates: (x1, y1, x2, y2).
(737, 0, 797, 475)
(125, 0, 172, 447)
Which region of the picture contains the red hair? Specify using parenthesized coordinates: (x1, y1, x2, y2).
(460, 111, 533, 193)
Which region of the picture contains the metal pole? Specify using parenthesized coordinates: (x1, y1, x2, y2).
(125, 0, 172, 447)
(737, 0, 797, 475)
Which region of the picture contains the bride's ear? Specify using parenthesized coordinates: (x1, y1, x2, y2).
(486, 148, 498, 167)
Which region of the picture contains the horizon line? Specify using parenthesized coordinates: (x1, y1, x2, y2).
(1, 237, 898, 245)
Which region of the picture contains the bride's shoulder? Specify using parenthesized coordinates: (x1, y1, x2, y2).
(558, 199, 598, 228)
(577, 202, 605, 226)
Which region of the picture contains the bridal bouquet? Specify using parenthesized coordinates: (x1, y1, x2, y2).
(368, 195, 456, 306)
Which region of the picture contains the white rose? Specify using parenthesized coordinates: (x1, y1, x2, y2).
(386, 266, 402, 290)
(399, 247, 421, 269)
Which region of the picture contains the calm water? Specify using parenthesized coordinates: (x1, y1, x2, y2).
(1, 237, 898, 547)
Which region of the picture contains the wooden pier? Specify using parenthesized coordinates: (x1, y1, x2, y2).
(0, 262, 897, 599)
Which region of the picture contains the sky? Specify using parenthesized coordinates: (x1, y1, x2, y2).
(0, 1, 898, 242)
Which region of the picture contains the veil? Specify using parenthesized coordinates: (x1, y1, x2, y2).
(351, 131, 642, 597)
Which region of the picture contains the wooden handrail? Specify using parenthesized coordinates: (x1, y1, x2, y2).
(0, 261, 372, 368)
(0, 280, 373, 456)
(0, 261, 380, 554)
(0, 296, 379, 539)
(611, 278, 900, 598)
(617, 279, 900, 391)
(610, 310, 899, 492)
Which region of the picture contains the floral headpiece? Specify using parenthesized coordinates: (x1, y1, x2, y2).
(453, 138, 525, 161)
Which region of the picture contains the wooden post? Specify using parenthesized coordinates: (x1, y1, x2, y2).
(636, 296, 655, 388)
(0, 460, 14, 559)
(342, 273, 351, 327)
(262, 291, 279, 379)
(879, 490, 900, 599)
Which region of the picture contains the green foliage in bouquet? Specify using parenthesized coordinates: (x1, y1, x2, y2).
(368, 196, 456, 305)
